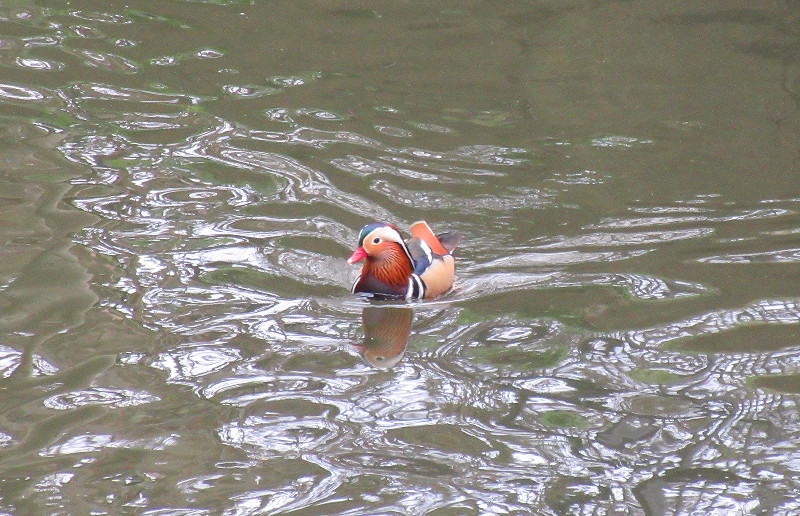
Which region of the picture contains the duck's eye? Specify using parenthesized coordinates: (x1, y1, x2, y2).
(372, 237, 381, 244)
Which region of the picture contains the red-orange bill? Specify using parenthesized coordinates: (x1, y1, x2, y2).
(347, 247, 367, 264)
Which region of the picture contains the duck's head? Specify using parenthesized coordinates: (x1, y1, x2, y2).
(347, 223, 411, 265)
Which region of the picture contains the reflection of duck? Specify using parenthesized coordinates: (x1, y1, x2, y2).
(347, 221, 461, 300)
(355, 306, 413, 368)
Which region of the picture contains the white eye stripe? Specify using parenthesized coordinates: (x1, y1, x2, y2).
(366, 227, 414, 267)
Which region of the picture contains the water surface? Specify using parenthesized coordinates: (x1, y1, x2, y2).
(0, 1, 799, 514)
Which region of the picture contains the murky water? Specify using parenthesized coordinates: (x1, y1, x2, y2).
(0, 1, 799, 514)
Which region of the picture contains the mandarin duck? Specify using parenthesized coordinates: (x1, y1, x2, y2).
(347, 221, 461, 300)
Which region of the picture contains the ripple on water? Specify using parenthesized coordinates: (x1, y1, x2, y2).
(115, 112, 214, 133)
(333, 451, 457, 478)
(150, 345, 241, 382)
(218, 413, 340, 458)
(13, 56, 64, 71)
(150, 47, 223, 67)
(478, 249, 653, 269)
(582, 273, 711, 300)
(696, 247, 800, 264)
(0, 344, 58, 377)
(538, 228, 715, 249)
(210, 146, 395, 218)
(69, 24, 106, 39)
(460, 270, 709, 308)
(371, 179, 554, 212)
(40, 433, 179, 457)
(657, 480, 761, 515)
(68, 82, 200, 106)
(255, 125, 386, 150)
(148, 185, 254, 209)
(0, 82, 52, 102)
(64, 49, 139, 73)
(332, 155, 478, 183)
(627, 298, 800, 348)
(222, 84, 282, 98)
(67, 10, 132, 24)
(43, 388, 159, 410)
(593, 206, 792, 229)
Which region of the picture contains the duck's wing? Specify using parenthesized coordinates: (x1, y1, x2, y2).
(410, 221, 449, 255)
(408, 221, 458, 299)
(407, 237, 433, 276)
